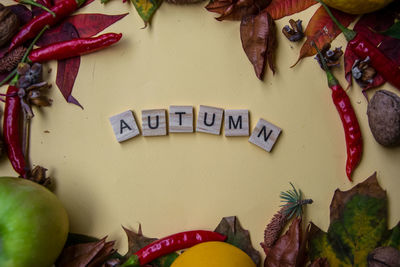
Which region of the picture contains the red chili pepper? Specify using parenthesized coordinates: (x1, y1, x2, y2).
(3, 86, 28, 178)
(120, 230, 227, 266)
(314, 43, 362, 181)
(28, 33, 122, 62)
(317, 0, 400, 90)
(9, 0, 86, 52)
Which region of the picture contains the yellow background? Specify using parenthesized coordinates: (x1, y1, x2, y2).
(2, 0, 400, 256)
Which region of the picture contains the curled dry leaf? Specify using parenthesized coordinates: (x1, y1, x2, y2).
(56, 237, 116, 267)
(263, 217, 302, 267)
(240, 10, 276, 80)
(205, 0, 270, 21)
(265, 0, 317, 20)
(293, 6, 355, 67)
(214, 216, 261, 266)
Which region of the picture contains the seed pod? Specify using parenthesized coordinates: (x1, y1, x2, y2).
(0, 4, 19, 47)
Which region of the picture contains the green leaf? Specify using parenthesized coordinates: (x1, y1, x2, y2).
(382, 21, 400, 39)
(152, 253, 179, 267)
(309, 173, 400, 266)
(130, 0, 162, 27)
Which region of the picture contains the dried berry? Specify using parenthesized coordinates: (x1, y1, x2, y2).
(352, 56, 377, 88)
(0, 46, 27, 73)
(367, 90, 400, 147)
(0, 4, 19, 47)
(282, 19, 304, 42)
(314, 43, 343, 69)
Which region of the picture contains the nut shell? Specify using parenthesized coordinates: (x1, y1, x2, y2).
(0, 4, 19, 47)
(367, 90, 400, 147)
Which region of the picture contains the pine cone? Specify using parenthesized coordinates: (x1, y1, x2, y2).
(261, 206, 288, 251)
(0, 4, 19, 47)
(0, 46, 27, 73)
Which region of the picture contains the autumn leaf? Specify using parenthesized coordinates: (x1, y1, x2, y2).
(263, 218, 302, 267)
(240, 10, 276, 80)
(130, 0, 162, 27)
(344, 1, 400, 91)
(65, 13, 128, 38)
(56, 235, 117, 267)
(205, 0, 270, 21)
(308, 172, 400, 265)
(293, 5, 355, 66)
(9, 4, 32, 25)
(265, 0, 317, 20)
(214, 216, 261, 266)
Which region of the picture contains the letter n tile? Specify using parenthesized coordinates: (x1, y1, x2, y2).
(249, 118, 281, 152)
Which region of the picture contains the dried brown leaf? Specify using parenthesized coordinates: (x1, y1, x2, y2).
(240, 10, 276, 80)
(263, 217, 301, 267)
(205, 0, 270, 21)
(122, 224, 158, 257)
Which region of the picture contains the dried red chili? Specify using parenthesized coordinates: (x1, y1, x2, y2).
(28, 33, 122, 62)
(3, 85, 27, 178)
(317, 0, 400, 90)
(9, 0, 86, 51)
(314, 42, 362, 181)
(120, 230, 227, 266)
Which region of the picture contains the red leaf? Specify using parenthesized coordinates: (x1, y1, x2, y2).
(56, 57, 82, 108)
(344, 1, 400, 90)
(265, 0, 317, 20)
(240, 10, 276, 80)
(293, 6, 356, 66)
(37, 22, 80, 47)
(65, 13, 128, 38)
(205, 0, 270, 21)
(32, 0, 52, 17)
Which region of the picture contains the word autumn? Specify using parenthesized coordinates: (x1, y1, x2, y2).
(109, 105, 282, 152)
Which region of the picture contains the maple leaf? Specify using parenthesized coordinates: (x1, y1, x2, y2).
(214, 216, 261, 266)
(308, 173, 400, 265)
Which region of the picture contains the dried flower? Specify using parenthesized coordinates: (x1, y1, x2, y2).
(314, 43, 343, 69)
(352, 56, 377, 88)
(28, 166, 52, 187)
(0, 46, 27, 73)
(282, 19, 304, 42)
(17, 63, 43, 89)
(0, 4, 19, 47)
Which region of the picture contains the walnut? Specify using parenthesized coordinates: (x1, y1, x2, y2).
(367, 90, 400, 147)
(0, 4, 19, 47)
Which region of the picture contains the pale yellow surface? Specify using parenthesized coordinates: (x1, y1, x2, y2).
(1, 0, 400, 256)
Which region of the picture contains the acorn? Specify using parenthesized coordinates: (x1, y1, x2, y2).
(367, 90, 400, 147)
(0, 4, 19, 47)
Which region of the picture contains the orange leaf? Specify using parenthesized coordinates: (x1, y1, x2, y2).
(265, 0, 317, 20)
(293, 6, 356, 67)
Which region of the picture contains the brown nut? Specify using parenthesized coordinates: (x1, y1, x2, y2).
(0, 4, 19, 47)
(367, 90, 400, 147)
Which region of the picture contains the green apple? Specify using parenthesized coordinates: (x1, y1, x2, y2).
(0, 177, 69, 267)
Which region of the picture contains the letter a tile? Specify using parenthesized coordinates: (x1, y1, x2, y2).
(109, 110, 140, 142)
(142, 109, 167, 136)
(169, 106, 193, 133)
(196, 105, 224, 135)
(249, 118, 281, 152)
(224, 109, 249, 136)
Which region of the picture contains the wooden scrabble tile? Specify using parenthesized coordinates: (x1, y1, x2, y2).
(169, 106, 193, 133)
(109, 110, 140, 142)
(196, 105, 224, 135)
(224, 109, 249, 136)
(142, 109, 167, 136)
(249, 118, 281, 152)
